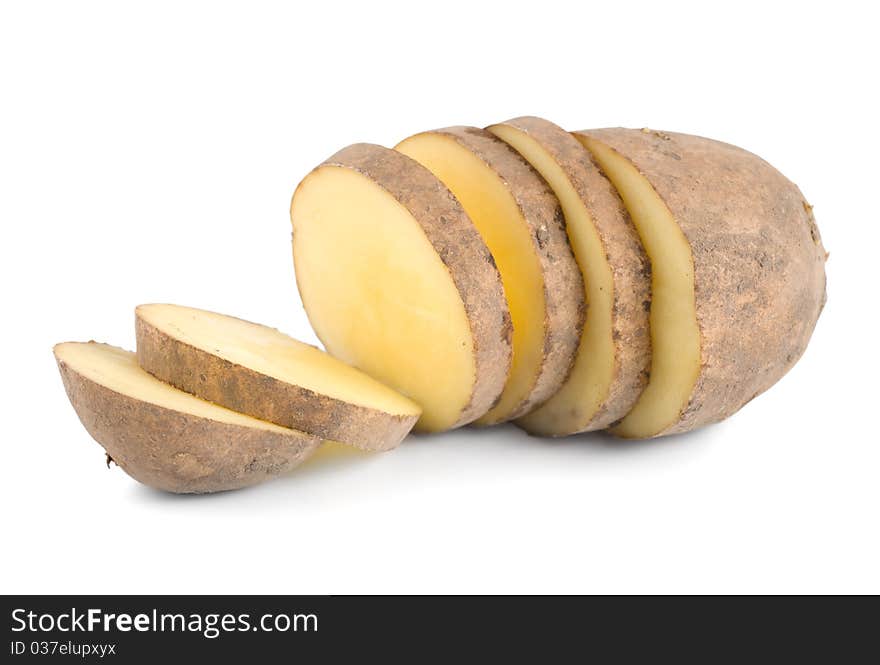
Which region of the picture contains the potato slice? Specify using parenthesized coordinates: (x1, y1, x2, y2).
(136, 303, 421, 451)
(396, 127, 583, 425)
(575, 129, 827, 438)
(291, 144, 512, 432)
(54, 342, 320, 493)
(488, 117, 650, 435)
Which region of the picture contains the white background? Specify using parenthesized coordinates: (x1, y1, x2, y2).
(1, 0, 877, 594)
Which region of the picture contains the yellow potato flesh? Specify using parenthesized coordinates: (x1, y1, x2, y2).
(577, 136, 701, 438)
(396, 133, 545, 424)
(291, 166, 475, 432)
(489, 124, 615, 434)
(137, 304, 420, 417)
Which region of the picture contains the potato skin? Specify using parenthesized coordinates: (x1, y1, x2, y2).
(576, 128, 828, 436)
(56, 352, 320, 494)
(295, 144, 513, 429)
(491, 117, 650, 433)
(403, 127, 585, 422)
(135, 309, 418, 452)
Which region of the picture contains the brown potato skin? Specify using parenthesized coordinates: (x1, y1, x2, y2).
(399, 127, 585, 423)
(490, 117, 650, 433)
(293, 144, 513, 429)
(135, 307, 418, 452)
(576, 128, 828, 436)
(56, 348, 320, 494)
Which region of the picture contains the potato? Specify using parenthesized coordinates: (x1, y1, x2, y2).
(396, 127, 583, 424)
(135, 303, 421, 451)
(575, 128, 827, 438)
(488, 117, 651, 435)
(291, 143, 512, 432)
(54, 342, 320, 493)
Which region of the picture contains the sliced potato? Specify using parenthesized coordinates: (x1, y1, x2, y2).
(135, 303, 421, 451)
(291, 143, 512, 432)
(488, 117, 650, 435)
(54, 342, 320, 493)
(575, 128, 827, 438)
(396, 127, 583, 424)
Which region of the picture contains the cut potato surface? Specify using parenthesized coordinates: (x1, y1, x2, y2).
(488, 117, 650, 435)
(54, 342, 320, 493)
(576, 133, 699, 438)
(291, 143, 512, 432)
(576, 128, 827, 438)
(136, 303, 420, 451)
(396, 127, 583, 424)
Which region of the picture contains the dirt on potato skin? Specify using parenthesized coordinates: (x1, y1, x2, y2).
(491, 116, 651, 435)
(135, 309, 418, 452)
(577, 128, 828, 437)
(56, 353, 320, 494)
